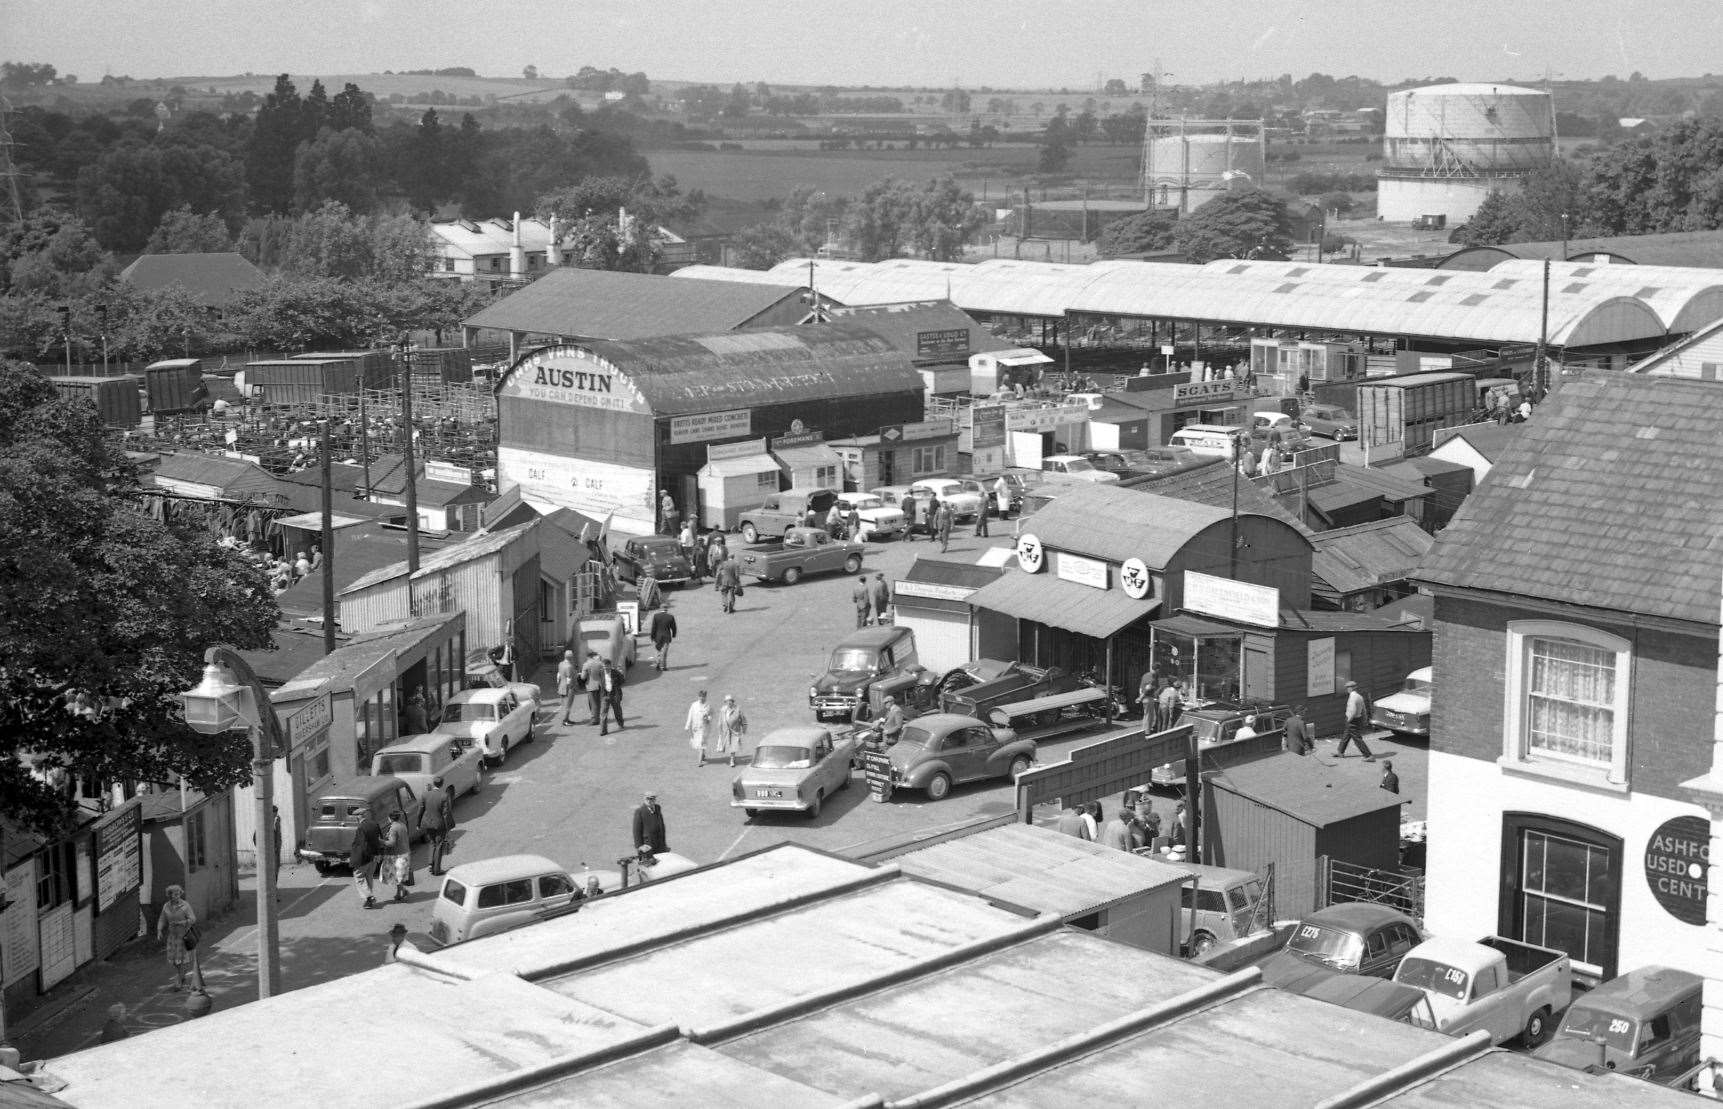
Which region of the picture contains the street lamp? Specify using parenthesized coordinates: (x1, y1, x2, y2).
(181, 645, 284, 1002)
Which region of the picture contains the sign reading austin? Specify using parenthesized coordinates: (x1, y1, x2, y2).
(504, 347, 650, 413)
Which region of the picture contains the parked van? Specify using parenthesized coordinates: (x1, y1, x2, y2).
(1534, 964, 1702, 1084)
(427, 851, 700, 946)
(1163, 860, 1270, 957)
(1168, 424, 1247, 460)
(370, 734, 485, 802)
(296, 775, 422, 875)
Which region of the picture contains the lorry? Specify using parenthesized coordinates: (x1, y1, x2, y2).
(1392, 935, 1574, 1047)
(737, 526, 864, 585)
(737, 489, 840, 544)
(1354, 372, 1475, 457)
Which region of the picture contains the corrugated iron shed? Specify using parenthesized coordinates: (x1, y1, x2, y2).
(464, 267, 806, 340)
(968, 567, 1159, 638)
(1310, 516, 1436, 597)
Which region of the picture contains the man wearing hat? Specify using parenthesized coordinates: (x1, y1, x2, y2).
(579, 649, 606, 725)
(418, 778, 455, 876)
(1338, 680, 1377, 762)
(631, 791, 669, 855)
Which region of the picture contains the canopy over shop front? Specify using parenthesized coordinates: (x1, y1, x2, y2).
(968, 570, 1158, 639)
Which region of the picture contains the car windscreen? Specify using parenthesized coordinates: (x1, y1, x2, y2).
(1396, 957, 1469, 1000)
(1558, 1004, 1638, 1053)
(375, 753, 426, 775)
(1061, 458, 1097, 472)
(638, 539, 680, 557)
(442, 702, 495, 722)
(846, 497, 885, 511)
(1288, 923, 1363, 966)
(828, 648, 877, 672)
(752, 745, 814, 770)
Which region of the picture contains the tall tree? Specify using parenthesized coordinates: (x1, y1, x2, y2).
(247, 75, 306, 214)
(1172, 190, 1295, 263)
(1455, 190, 1521, 246)
(1039, 107, 1073, 173)
(144, 206, 235, 253)
(0, 362, 278, 834)
(1096, 209, 1179, 257)
(328, 82, 374, 133)
(292, 128, 382, 214)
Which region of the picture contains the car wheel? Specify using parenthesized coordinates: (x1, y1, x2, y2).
(843, 555, 862, 574)
(782, 567, 802, 586)
(1188, 930, 1218, 958)
(808, 791, 823, 819)
(743, 808, 758, 819)
(494, 741, 508, 767)
(525, 721, 534, 744)
(926, 772, 953, 801)
(741, 523, 759, 544)
(838, 767, 851, 791)
(1008, 755, 1031, 779)
(1523, 1006, 1553, 1048)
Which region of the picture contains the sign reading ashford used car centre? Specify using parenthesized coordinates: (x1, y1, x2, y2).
(1645, 814, 1710, 925)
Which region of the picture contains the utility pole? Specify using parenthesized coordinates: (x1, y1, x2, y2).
(58, 304, 71, 374)
(399, 340, 420, 573)
(320, 418, 336, 654)
(1229, 432, 1244, 578)
(1534, 258, 1551, 401)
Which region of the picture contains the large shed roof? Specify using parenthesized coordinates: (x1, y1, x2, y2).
(464, 267, 805, 339)
(1210, 751, 1405, 827)
(1016, 483, 1244, 567)
(117, 252, 266, 308)
(1489, 258, 1723, 332)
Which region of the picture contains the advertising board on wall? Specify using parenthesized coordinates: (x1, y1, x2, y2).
(1307, 637, 1336, 698)
(971, 406, 1006, 449)
(2, 863, 39, 985)
(1173, 380, 1248, 406)
(670, 409, 752, 445)
(500, 346, 651, 414)
(1056, 553, 1109, 590)
(94, 804, 142, 913)
(916, 328, 971, 359)
(498, 446, 656, 531)
(1184, 570, 1280, 628)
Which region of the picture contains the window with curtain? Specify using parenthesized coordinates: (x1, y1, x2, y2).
(1526, 637, 1616, 766)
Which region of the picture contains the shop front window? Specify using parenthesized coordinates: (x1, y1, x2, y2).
(1151, 632, 1243, 705)
(355, 687, 397, 769)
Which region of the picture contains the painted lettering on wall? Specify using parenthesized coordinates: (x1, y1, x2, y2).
(532, 365, 614, 393)
(1645, 814, 1710, 926)
(499, 345, 651, 414)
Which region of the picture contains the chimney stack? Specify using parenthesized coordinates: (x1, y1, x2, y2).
(509, 211, 526, 280)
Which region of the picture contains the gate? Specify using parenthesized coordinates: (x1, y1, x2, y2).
(1319, 856, 1425, 922)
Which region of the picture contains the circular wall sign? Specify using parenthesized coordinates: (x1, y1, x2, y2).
(1015, 533, 1045, 573)
(1645, 814, 1710, 925)
(1120, 557, 1152, 600)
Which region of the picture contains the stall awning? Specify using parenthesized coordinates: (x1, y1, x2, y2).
(988, 347, 1055, 367)
(1150, 613, 1246, 639)
(968, 570, 1157, 639)
(772, 443, 842, 471)
(701, 454, 779, 478)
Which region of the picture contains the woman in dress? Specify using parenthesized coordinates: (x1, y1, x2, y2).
(686, 689, 713, 766)
(156, 884, 197, 991)
(716, 694, 748, 768)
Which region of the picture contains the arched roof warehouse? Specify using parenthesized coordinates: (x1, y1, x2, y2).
(1486, 259, 1723, 333)
(672, 256, 1684, 349)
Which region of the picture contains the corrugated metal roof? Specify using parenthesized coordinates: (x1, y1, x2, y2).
(1310, 517, 1436, 597)
(548, 324, 925, 416)
(1021, 483, 1252, 566)
(967, 566, 1159, 638)
(1124, 457, 1317, 538)
(1209, 751, 1403, 827)
(341, 520, 536, 595)
(291, 615, 465, 687)
(903, 555, 1004, 588)
(117, 252, 266, 307)
(894, 823, 1187, 916)
(823, 302, 1017, 360)
(1491, 259, 1723, 331)
(1330, 463, 1433, 502)
(1418, 374, 1723, 625)
(150, 452, 287, 501)
(464, 267, 805, 339)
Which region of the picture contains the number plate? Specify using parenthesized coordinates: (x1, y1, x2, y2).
(754, 788, 783, 799)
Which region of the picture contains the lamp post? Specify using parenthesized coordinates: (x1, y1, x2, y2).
(180, 646, 284, 1001)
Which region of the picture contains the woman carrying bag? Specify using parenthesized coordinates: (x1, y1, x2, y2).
(157, 884, 201, 992)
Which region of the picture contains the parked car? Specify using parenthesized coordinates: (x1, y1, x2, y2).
(1162, 861, 1271, 958)
(832, 492, 904, 541)
(731, 725, 860, 819)
(1080, 450, 1133, 477)
(1039, 454, 1120, 484)
(1393, 935, 1574, 1047)
(738, 526, 864, 584)
(876, 712, 1037, 801)
(1300, 403, 1359, 441)
(1270, 965, 1439, 1029)
(973, 471, 1035, 517)
(1371, 666, 1433, 736)
(435, 687, 537, 767)
(296, 775, 423, 875)
(1259, 903, 1423, 983)
(1249, 410, 1312, 448)
(810, 625, 934, 722)
(868, 484, 935, 535)
(575, 613, 637, 672)
(611, 534, 692, 587)
(463, 650, 542, 705)
(1150, 703, 1290, 786)
(1168, 424, 1248, 460)
(426, 852, 699, 946)
(1119, 446, 1202, 477)
(738, 489, 840, 544)
(1533, 964, 1701, 1084)
(370, 733, 485, 801)
(909, 477, 986, 520)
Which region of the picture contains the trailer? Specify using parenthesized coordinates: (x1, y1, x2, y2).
(245, 359, 360, 406)
(291, 349, 393, 389)
(143, 358, 205, 413)
(49, 374, 142, 428)
(1355, 372, 1474, 457)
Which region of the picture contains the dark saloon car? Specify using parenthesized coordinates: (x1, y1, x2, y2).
(1259, 903, 1423, 984)
(878, 712, 1037, 801)
(611, 534, 692, 586)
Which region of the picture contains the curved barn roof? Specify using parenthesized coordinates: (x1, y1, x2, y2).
(1487, 259, 1723, 333)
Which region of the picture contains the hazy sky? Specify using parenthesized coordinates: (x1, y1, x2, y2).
(5, 0, 1720, 88)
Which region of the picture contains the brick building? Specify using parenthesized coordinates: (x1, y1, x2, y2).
(1415, 375, 1722, 985)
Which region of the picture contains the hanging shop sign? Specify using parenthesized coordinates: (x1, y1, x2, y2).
(670, 409, 752, 445)
(1015, 533, 1045, 573)
(1645, 815, 1709, 926)
(707, 438, 770, 462)
(1120, 557, 1153, 600)
(1173, 380, 1249, 406)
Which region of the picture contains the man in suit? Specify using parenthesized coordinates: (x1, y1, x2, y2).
(1283, 704, 1313, 756)
(631, 791, 668, 854)
(600, 658, 625, 735)
(580, 650, 606, 725)
(852, 577, 872, 629)
(715, 553, 741, 614)
(868, 573, 892, 627)
(647, 602, 678, 671)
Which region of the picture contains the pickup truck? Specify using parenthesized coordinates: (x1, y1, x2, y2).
(738, 526, 864, 585)
(1393, 935, 1573, 1047)
(737, 489, 840, 544)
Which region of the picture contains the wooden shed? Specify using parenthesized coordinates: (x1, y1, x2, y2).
(891, 822, 1189, 955)
(1203, 752, 1403, 918)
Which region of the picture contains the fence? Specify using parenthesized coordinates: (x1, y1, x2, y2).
(1320, 856, 1425, 923)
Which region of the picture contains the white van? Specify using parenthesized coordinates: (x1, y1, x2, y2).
(427, 851, 700, 946)
(1168, 424, 1247, 460)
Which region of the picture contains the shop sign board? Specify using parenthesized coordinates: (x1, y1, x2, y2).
(94, 804, 142, 913)
(771, 428, 825, 450)
(1307, 638, 1336, 697)
(285, 692, 333, 750)
(1120, 557, 1154, 601)
(500, 345, 651, 414)
(1006, 403, 1089, 433)
(916, 328, 971, 359)
(1184, 570, 1279, 628)
(1645, 815, 1709, 925)
(895, 580, 975, 602)
(423, 460, 472, 486)
(1057, 553, 1109, 590)
(707, 438, 770, 462)
(972, 405, 1007, 449)
(863, 748, 895, 802)
(1016, 533, 1046, 573)
(1174, 380, 1247, 406)
(669, 409, 752, 445)
(3, 863, 40, 985)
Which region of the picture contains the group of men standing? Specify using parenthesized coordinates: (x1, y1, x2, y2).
(850, 572, 894, 628)
(556, 648, 627, 734)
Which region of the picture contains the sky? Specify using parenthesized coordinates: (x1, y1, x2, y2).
(5, 0, 1722, 89)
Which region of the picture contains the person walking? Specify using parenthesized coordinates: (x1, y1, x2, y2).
(717, 694, 748, 767)
(846, 503, 862, 541)
(599, 658, 625, 735)
(1338, 680, 1377, 761)
(678, 520, 698, 576)
(935, 503, 953, 553)
(974, 491, 991, 538)
(686, 690, 713, 766)
(1283, 704, 1312, 756)
(579, 650, 605, 725)
(994, 476, 1011, 520)
(715, 552, 741, 614)
(924, 495, 941, 543)
(556, 649, 579, 724)
(631, 792, 669, 855)
(381, 808, 412, 902)
(350, 807, 383, 908)
(902, 495, 920, 542)
(157, 884, 198, 992)
(418, 778, 455, 875)
(868, 572, 892, 626)
(648, 602, 678, 671)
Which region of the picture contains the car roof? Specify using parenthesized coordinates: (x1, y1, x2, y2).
(1577, 965, 1702, 1010)
(756, 725, 832, 747)
(374, 734, 454, 755)
(1405, 666, 1433, 682)
(314, 775, 407, 804)
(449, 688, 509, 703)
(1305, 902, 1414, 930)
(1163, 860, 1261, 886)
(442, 854, 567, 884)
(1174, 424, 1245, 434)
(835, 626, 911, 647)
(903, 712, 989, 731)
